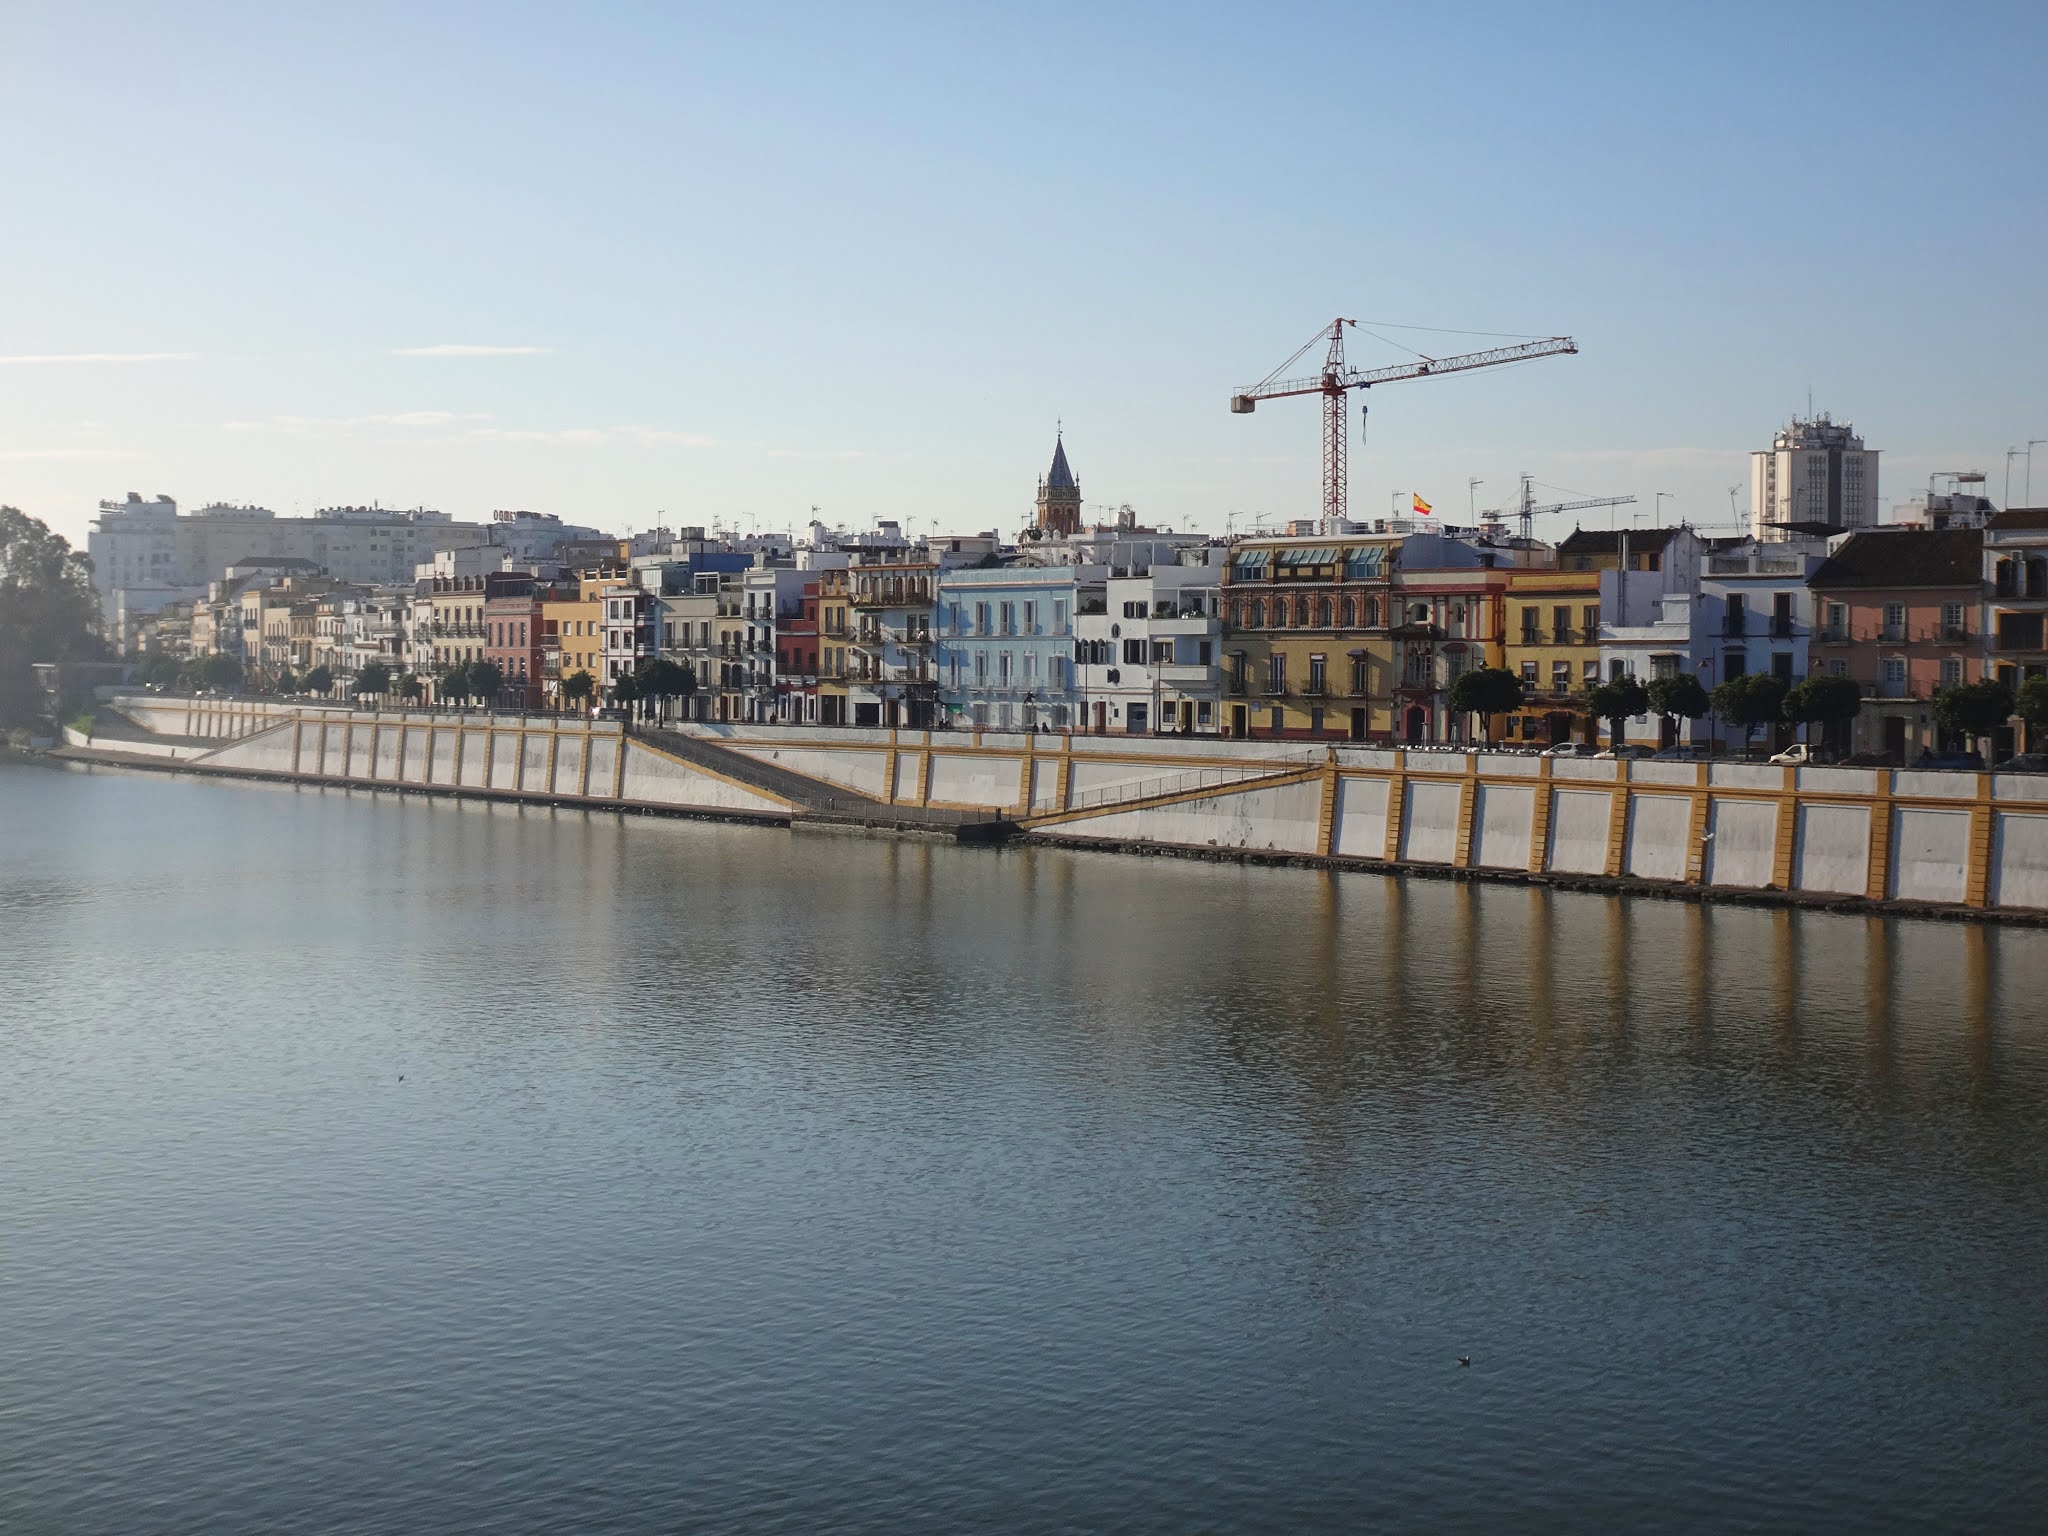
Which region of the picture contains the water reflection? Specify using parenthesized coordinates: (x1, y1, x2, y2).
(3, 763, 2046, 1534)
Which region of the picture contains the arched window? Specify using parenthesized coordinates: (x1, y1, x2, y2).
(1315, 597, 1333, 628)
(1272, 600, 1287, 628)
(1364, 597, 1379, 628)
(1251, 599, 1266, 628)
(1341, 597, 1356, 627)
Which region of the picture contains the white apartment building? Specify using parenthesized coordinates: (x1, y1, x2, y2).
(1750, 414, 1880, 541)
(1698, 535, 1831, 692)
(89, 494, 494, 651)
(1073, 560, 1225, 735)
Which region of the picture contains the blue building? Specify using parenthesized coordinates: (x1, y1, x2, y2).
(936, 565, 1105, 730)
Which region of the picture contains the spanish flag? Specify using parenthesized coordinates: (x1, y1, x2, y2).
(1412, 493, 1433, 516)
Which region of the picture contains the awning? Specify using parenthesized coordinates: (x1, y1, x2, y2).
(1231, 548, 1272, 571)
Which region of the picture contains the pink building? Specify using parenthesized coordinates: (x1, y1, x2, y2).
(1807, 529, 1981, 762)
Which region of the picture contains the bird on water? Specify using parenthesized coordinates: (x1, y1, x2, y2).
(1458, 1356, 1470, 1367)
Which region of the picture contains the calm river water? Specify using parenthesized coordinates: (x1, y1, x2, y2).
(3, 762, 2046, 1532)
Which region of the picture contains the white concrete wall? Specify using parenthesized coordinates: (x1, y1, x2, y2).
(1991, 813, 2048, 910)
(1399, 780, 1462, 865)
(732, 744, 889, 798)
(1704, 799, 1777, 888)
(1054, 779, 1322, 855)
(617, 742, 789, 815)
(1471, 783, 1535, 870)
(585, 736, 618, 796)
(927, 754, 1023, 808)
(1792, 803, 1870, 896)
(1547, 789, 1612, 875)
(1332, 777, 1389, 859)
(1889, 807, 1971, 904)
(1623, 794, 1691, 882)
(553, 735, 585, 795)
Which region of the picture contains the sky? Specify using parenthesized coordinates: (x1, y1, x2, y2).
(3, 1, 2045, 551)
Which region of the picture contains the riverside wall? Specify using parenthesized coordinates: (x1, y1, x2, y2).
(67, 697, 2048, 919)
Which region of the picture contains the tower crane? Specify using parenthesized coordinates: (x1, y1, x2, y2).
(1230, 319, 1578, 535)
(1503, 474, 1636, 543)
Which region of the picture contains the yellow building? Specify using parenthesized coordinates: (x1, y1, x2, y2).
(1500, 569, 1602, 746)
(1219, 537, 1399, 741)
(817, 567, 852, 726)
(542, 589, 604, 709)
(426, 574, 487, 698)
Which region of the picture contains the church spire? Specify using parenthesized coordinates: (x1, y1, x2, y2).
(1035, 427, 1081, 536)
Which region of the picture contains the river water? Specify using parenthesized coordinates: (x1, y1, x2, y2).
(3, 761, 2045, 1532)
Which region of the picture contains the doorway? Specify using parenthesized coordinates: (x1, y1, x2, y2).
(1882, 716, 1905, 763)
(1404, 705, 1426, 744)
(1230, 704, 1248, 740)
(1349, 707, 1367, 742)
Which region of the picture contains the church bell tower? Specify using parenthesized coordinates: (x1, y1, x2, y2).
(1035, 431, 1081, 537)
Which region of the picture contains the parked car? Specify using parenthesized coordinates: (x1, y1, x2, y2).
(1767, 743, 1839, 766)
(1911, 749, 1985, 771)
(1994, 753, 2048, 774)
(1841, 750, 1894, 767)
(1543, 742, 1600, 758)
(1594, 744, 1657, 760)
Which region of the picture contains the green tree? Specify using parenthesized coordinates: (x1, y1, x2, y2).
(304, 664, 334, 696)
(139, 651, 184, 689)
(1711, 672, 1789, 753)
(1584, 674, 1649, 748)
(395, 672, 424, 704)
(608, 672, 641, 719)
(1931, 678, 2013, 750)
(1646, 673, 1711, 735)
(354, 661, 392, 699)
(467, 659, 505, 708)
(2013, 675, 2048, 750)
(201, 653, 244, 692)
(633, 658, 695, 722)
(275, 667, 299, 694)
(1445, 665, 1525, 745)
(562, 669, 597, 711)
(1, 506, 102, 727)
(1782, 674, 1864, 754)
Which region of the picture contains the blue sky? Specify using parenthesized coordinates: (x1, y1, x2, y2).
(4, 1, 2044, 549)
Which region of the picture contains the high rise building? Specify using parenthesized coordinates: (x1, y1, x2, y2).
(1749, 414, 1880, 541)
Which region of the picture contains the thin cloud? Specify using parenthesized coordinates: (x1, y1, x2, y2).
(0, 352, 194, 364)
(391, 344, 551, 357)
(227, 411, 492, 432)
(0, 447, 136, 461)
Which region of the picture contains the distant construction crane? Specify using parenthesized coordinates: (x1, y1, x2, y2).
(1503, 474, 1636, 544)
(1230, 319, 1578, 535)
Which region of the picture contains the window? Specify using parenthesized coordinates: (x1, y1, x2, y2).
(1364, 598, 1379, 628)
(1342, 597, 1357, 627)
(1295, 598, 1310, 627)
(1314, 598, 1332, 628)
(1521, 605, 1541, 643)
(1552, 661, 1571, 693)
(1827, 658, 1848, 678)
(1582, 604, 1599, 637)
(1308, 654, 1327, 692)
(998, 652, 1012, 686)
(1050, 656, 1068, 689)
(1609, 658, 1626, 681)
(1022, 652, 1038, 684)
(974, 651, 988, 684)
(1771, 651, 1793, 682)
(1771, 592, 1794, 638)
(1251, 599, 1267, 628)
(1723, 649, 1746, 680)
(1023, 601, 1037, 635)
(975, 602, 991, 635)
(1122, 600, 1145, 619)
(1825, 601, 1848, 640)
(1725, 594, 1747, 637)
(1940, 657, 1964, 687)
(1882, 603, 1906, 641)
(1882, 657, 1907, 691)
(1521, 660, 1537, 685)
(1941, 602, 1965, 639)
(1583, 660, 1600, 686)
(1267, 653, 1287, 693)
(1000, 603, 1015, 634)
(1198, 641, 1212, 665)
(1651, 653, 1679, 680)
(1123, 638, 1146, 665)
(1351, 656, 1368, 695)
(1270, 707, 1284, 733)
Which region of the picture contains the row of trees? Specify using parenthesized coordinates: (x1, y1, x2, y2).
(1, 507, 103, 729)
(1446, 665, 2048, 752)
